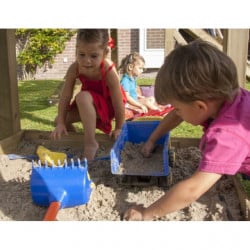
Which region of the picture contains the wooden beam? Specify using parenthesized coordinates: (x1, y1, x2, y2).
(183, 29, 223, 50)
(232, 175, 250, 220)
(247, 61, 250, 80)
(165, 29, 249, 87)
(164, 29, 175, 57)
(173, 30, 188, 45)
(0, 29, 21, 140)
(223, 29, 249, 87)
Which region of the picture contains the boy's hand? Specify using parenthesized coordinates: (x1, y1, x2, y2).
(123, 205, 146, 221)
(141, 140, 156, 158)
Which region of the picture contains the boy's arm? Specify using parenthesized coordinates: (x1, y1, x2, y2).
(150, 109, 183, 141)
(141, 109, 183, 157)
(123, 171, 222, 220)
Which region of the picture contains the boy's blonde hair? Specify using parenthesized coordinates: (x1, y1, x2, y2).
(118, 52, 145, 75)
(155, 39, 239, 104)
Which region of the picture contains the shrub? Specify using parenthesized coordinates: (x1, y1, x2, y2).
(16, 29, 76, 77)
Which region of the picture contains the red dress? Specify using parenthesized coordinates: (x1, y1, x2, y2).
(70, 61, 118, 134)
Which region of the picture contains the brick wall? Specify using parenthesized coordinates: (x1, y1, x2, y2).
(33, 34, 77, 80)
(17, 29, 141, 80)
(147, 29, 165, 49)
(33, 29, 140, 80)
(117, 29, 139, 70)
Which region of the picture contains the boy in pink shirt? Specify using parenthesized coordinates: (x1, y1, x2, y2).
(199, 88, 250, 176)
(124, 39, 250, 221)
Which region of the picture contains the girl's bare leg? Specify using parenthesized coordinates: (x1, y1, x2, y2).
(140, 97, 160, 110)
(75, 91, 99, 160)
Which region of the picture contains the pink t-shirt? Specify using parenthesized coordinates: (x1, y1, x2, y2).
(198, 88, 250, 176)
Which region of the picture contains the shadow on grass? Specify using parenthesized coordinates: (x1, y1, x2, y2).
(18, 80, 62, 129)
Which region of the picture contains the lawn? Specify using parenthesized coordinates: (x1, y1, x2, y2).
(18, 80, 60, 131)
(18, 79, 203, 137)
(18, 79, 250, 138)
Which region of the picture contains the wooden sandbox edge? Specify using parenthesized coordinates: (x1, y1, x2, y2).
(0, 130, 24, 154)
(0, 130, 201, 154)
(231, 175, 250, 220)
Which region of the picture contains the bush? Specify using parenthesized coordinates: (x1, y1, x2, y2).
(16, 29, 76, 77)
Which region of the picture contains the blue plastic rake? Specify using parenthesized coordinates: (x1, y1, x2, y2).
(30, 158, 94, 221)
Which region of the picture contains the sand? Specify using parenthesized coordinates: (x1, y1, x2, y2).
(0, 139, 243, 221)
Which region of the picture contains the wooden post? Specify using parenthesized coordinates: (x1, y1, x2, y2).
(110, 29, 118, 67)
(0, 29, 21, 140)
(164, 29, 175, 57)
(223, 29, 249, 87)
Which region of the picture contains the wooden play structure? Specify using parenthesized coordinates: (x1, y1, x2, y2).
(0, 29, 250, 220)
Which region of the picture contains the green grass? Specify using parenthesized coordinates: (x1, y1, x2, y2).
(138, 77, 203, 138)
(237, 174, 250, 197)
(137, 78, 154, 86)
(19, 79, 250, 138)
(19, 80, 60, 131)
(18, 79, 85, 132)
(18, 79, 203, 137)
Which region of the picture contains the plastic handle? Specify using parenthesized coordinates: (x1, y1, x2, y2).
(43, 201, 61, 221)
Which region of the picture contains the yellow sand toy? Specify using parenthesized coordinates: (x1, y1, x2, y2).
(36, 145, 67, 166)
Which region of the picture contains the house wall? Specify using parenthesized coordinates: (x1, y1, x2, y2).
(33, 34, 77, 80)
(146, 29, 165, 49)
(16, 29, 164, 80)
(16, 34, 77, 80)
(116, 29, 139, 70)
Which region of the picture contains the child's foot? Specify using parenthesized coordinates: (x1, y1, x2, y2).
(83, 143, 99, 161)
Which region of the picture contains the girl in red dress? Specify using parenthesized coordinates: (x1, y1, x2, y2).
(51, 29, 125, 160)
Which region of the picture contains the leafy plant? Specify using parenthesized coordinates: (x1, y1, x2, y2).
(16, 29, 76, 76)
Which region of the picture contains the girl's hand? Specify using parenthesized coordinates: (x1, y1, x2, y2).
(123, 205, 147, 221)
(50, 124, 68, 140)
(140, 104, 148, 113)
(110, 128, 121, 140)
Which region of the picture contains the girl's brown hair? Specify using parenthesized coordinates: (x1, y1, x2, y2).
(155, 39, 239, 104)
(118, 52, 145, 74)
(76, 29, 109, 49)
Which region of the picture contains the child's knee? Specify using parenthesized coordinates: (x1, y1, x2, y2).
(75, 91, 91, 105)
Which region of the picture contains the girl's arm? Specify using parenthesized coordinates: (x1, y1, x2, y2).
(136, 85, 144, 99)
(105, 61, 125, 138)
(123, 170, 222, 220)
(51, 62, 77, 139)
